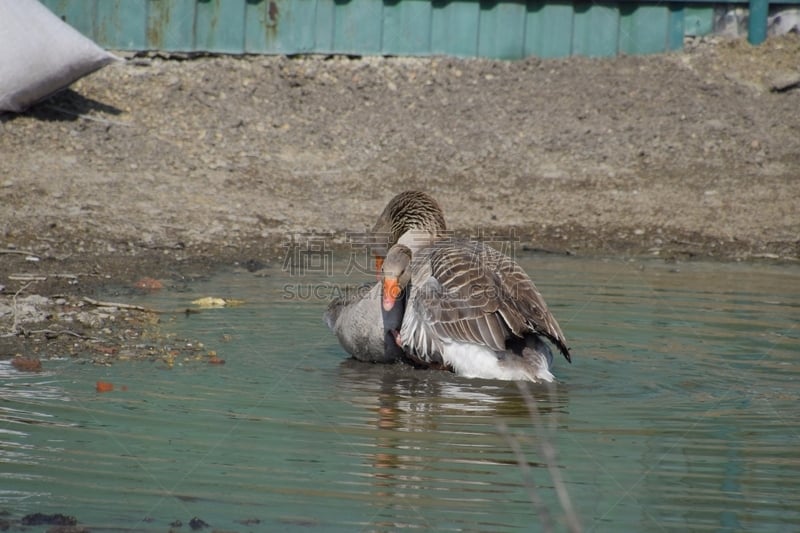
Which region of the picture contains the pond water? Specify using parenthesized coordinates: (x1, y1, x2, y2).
(1, 254, 799, 532)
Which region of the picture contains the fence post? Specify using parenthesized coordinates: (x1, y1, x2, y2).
(748, 0, 768, 44)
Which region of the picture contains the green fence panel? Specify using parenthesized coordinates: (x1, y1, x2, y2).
(430, 1, 480, 57)
(684, 5, 715, 36)
(147, 0, 196, 51)
(245, 0, 318, 54)
(44, 0, 95, 36)
(244, 0, 273, 53)
(332, 0, 383, 54)
(313, 0, 336, 52)
(95, 0, 148, 50)
(477, 1, 528, 59)
(383, 0, 432, 55)
(619, 4, 669, 55)
(524, 2, 574, 58)
(668, 5, 685, 50)
(573, 3, 620, 57)
(195, 0, 247, 53)
(41, 0, 792, 58)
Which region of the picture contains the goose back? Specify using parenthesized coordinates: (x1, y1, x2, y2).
(398, 240, 571, 366)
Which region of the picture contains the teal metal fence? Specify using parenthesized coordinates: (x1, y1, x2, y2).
(39, 0, 795, 58)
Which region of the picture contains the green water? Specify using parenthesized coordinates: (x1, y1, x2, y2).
(1, 255, 798, 532)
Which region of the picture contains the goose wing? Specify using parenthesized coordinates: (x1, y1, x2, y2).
(409, 241, 571, 362)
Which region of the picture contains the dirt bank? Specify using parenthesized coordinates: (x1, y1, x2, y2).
(1, 35, 798, 361)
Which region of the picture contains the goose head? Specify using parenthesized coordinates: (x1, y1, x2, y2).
(380, 244, 413, 360)
(381, 244, 412, 313)
(371, 191, 447, 271)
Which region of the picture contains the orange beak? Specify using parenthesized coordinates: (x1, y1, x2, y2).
(375, 255, 384, 280)
(382, 276, 401, 311)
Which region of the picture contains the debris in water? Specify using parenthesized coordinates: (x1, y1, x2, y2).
(134, 277, 164, 290)
(11, 356, 42, 372)
(192, 296, 227, 308)
(191, 296, 244, 308)
(96, 381, 114, 393)
(21, 513, 77, 526)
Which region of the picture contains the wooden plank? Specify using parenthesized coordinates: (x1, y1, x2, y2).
(431, 0, 480, 57)
(195, 0, 246, 53)
(478, 1, 527, 59)
(573, 3, 620, 57)
(147, 0, 196, 51)
(95, 0, 148, 50)
(524, 2, 574, 58)
(332, 0, 383, 55)
(619, 4, 668, 54)
(382, 0, 432, 56)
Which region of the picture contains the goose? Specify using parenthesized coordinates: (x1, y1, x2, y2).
(325, 190, 572, 381)
(381, 242, 571, 382)
(324, 191, 447, 363)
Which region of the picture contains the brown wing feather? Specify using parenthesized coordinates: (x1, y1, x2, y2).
(411, 241, 571, 362)
(492, 251, 571, 360)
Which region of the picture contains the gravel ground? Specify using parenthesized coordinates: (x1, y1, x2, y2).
(1, 35, 798, 362)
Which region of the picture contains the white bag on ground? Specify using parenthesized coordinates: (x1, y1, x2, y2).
(0, 0, 119, 113)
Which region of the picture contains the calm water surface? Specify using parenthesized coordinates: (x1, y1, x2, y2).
(1, 255, 798, 532)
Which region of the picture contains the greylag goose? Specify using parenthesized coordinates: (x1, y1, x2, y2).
(324, 191, 447, 363)
(325, 190, 572, 381)
(381, 242, 571, 382)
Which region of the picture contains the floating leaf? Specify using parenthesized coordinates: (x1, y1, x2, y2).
(191, 297, 244, 308)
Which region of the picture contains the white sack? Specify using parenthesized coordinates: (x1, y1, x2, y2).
(0, 0, 118, 112)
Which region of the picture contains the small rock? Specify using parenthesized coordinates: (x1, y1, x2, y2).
(769, 71, 800, 92)
(189, 517, 209, 530)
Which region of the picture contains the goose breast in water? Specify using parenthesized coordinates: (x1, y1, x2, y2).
(324, 190, 447, 362)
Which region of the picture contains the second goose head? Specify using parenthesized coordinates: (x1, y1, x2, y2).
(380, 244, 413, 360)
